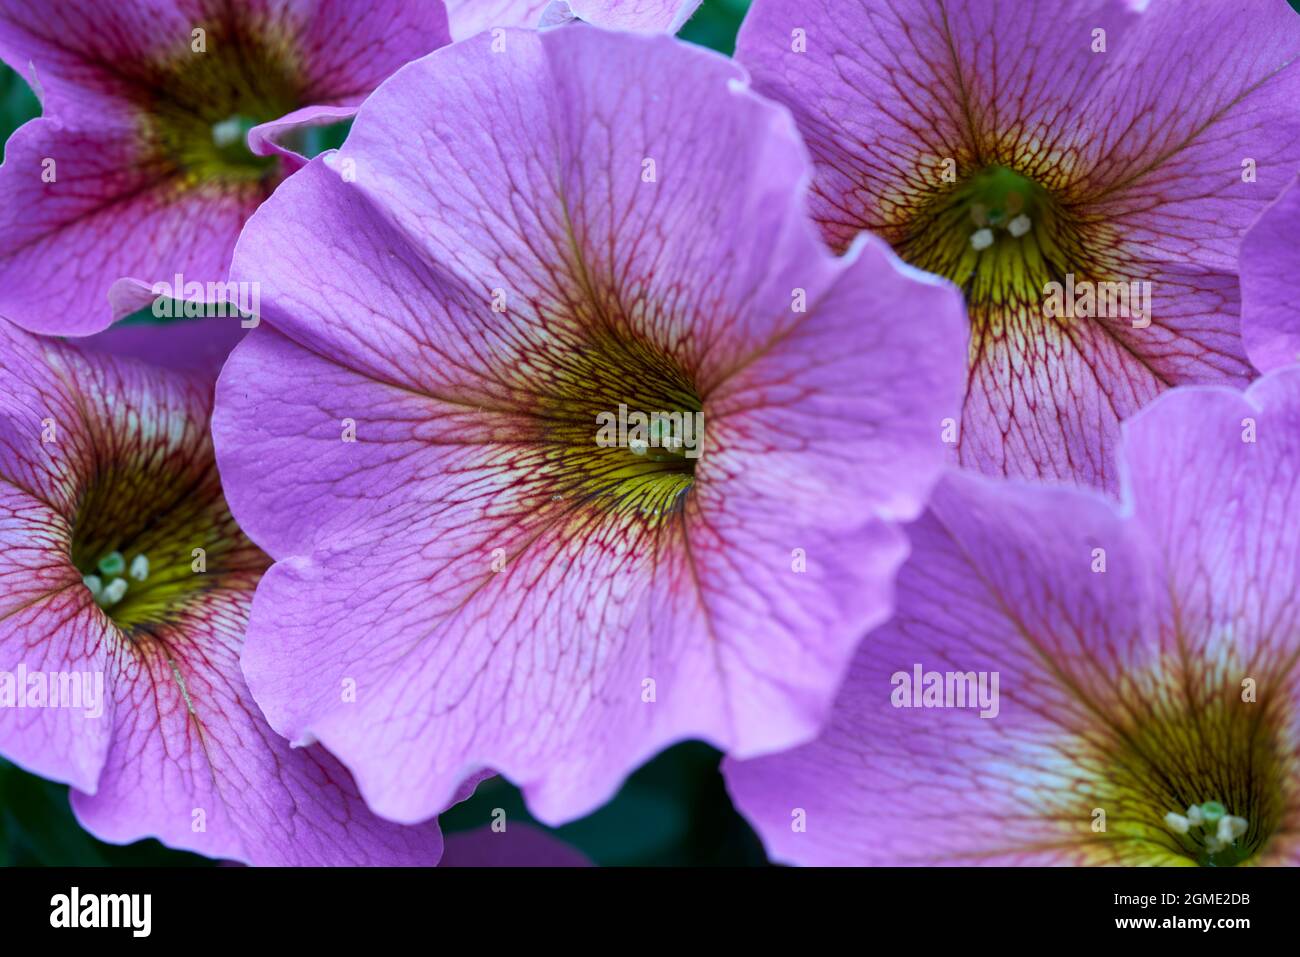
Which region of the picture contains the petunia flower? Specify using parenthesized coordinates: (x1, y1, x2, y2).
(735, 0, 1300, 492)
(1241, 173, 1300, 373)
(444, 0, 704, 40)
(0, 318, 445, 864)
(0, 0, 452, 336)
(211, 26, 967, 825)
(724, 366, 1300, 865)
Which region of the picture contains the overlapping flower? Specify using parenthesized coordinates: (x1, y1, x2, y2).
(736, 0, 1300, 492)
(725, 367, 1300, 865)
(0, 0, 701, 339)
(212, 24, 966, 825)
(0, 320, 445, 864)
(0, 0, 1295, 870)
(1241, 174, 1300, 373)
(0, 0, 457, 335)
(445, 0, 703, 38)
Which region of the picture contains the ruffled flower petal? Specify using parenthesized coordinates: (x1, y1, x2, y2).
(215, 26, 967, 825)
(0, 320, 444, 864)
(0, 0, 451, 335)
(1241, 174, 1300, 373)
(726, 367, 1300, 866)
(736, 0, 1300, 490)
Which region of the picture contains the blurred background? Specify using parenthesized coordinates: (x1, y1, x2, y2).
(0, 0, 771, 867)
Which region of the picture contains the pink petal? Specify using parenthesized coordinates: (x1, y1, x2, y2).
(736, 0, 1300, 491)
(1241, 174, 1300, 373)
(439, 823, 590, 866)
(727, 368, 1300, 865)
(0, 120, 262, 335)
(0, 321, 445, 864)
(216, 26, 967, 825)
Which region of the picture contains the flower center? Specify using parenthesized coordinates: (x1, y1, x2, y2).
(69, 456, 257, 632)
(135, 21, 303, 183)
(80, 549, 150, 611)
(1163, 801, 1253, 867)
(953, 165, 1047, 246)
(896, 164, 1066, 299)
(532, 329, 703, 526)
(888, 163, 1120, 347)
(1080, 682, 1290, 866)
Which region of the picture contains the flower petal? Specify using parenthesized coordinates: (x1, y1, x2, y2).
(0, 494, 116, 793)
(80, 316, 250, 376)
(726, 369, 1300, 865)
(440, 823, 590, 866)
(70, 582, 446, 866)
(443, 0, 700, 38)
(735, 0, 1300, 491)
(0, 120, 262, 335)
(554, 0, 702, 32)
(246, 104, 357, 171)
(0, 321, 445, 864)
(445, 0, 550, 38)
(726, 470, 1151, 865)
(1241, 175, 1300, 373)
(218, 26, 966, 825)
(1121, 366, 1300, 672)
(273, 0, 451, 104)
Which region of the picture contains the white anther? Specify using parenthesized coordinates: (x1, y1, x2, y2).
(82, 575, 103, 599)
(1217, 815, 1248, 843)
(211, 116, 243, 148)
(969, 228, 995, 251)
(1163, 812, 1190, 835)
(100, 577, 128, 608)
(129, 553, 150, 581)
(1007, 214, 1032, 238)
(628, 439, 648, 455)
(1186, 804, 1204, 826)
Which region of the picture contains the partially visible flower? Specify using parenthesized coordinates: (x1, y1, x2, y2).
(725, 368, 1300, 866)
(0, 319, 444, 864)
(444, 0, 702, 39)
(736, 0, 1300, 492)
(440, 823, 590, 867)
(213, 26, 967, 826)
(1241, 174, 1300, 373)
(0, 0, 451, 335)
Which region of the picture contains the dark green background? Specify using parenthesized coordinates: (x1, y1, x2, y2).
(0, 0, 769, 867)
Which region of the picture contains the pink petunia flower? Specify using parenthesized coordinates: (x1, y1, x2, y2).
(0, 318, 445, 864)
(725, 367, 1300, 865)
(0, 0, 453, 336)
(735, 0, 1300, 491)
(212, 26, 968, 826)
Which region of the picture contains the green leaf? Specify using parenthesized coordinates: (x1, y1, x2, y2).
(0, 63, 40, 150)
(0, 759, 214, 866)
(679, 0, 753, 56)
